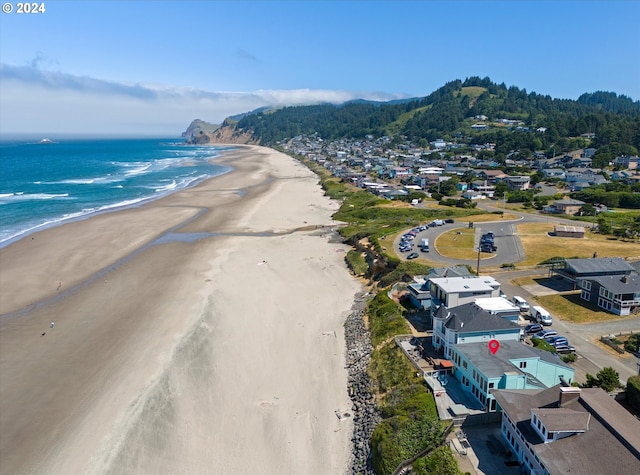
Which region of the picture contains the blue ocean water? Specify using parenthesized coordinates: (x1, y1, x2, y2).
(0, 138, 232, 247)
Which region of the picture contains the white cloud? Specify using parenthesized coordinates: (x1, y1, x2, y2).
(0, 64, 409, 137)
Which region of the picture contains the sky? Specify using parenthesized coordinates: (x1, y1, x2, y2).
(1, 0, 639, 137)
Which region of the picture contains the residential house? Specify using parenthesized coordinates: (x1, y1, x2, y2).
(477, 170, 509, 183)
(451, 341, 575, 412)
(614, 155, 639, 170)
(504, 175, 531, 191)
(541, 169, 566, 180)
(542, 198, 585, 215)
(554, 257, 635, 283)
(406, 267, 473, 310)
(492, 385, 640, 475)
(578, 274, 640, 316)
(431, 302, 522, 359)
(429, 276, 501, 313)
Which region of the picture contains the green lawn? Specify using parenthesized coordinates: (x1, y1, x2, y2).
(533, 292, 626, 324)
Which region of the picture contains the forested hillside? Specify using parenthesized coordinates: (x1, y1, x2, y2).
(232, 77, 640, 163)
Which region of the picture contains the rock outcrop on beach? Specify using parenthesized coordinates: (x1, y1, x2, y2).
(183, 118, 258, 145)
(182, 119, 220, 144)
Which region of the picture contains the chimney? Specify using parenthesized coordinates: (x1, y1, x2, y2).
(620, 275, 629, 284)
(559, 386, 581, 407)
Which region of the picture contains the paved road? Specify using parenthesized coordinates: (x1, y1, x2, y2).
(395, 199, 595, 268)
(394, 203, 640, 385)
(492, 268, 640, 385)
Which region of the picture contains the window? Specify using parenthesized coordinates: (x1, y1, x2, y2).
(462, 361, 468, 369)
(519, 361, 527, 369)
(581, 290, 590, 301)
(582, 280, 591, 291)
(489, 382, 495, 389)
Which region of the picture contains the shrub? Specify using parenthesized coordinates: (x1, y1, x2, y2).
(624, 334, 640, 353)
(345, 250, 369, 276)
(412, 445, 463, 475)
(531, 337, 557, 353)
(582, 367, 622, 392)
(367, 292, 409, 347)
(626, 375, 640, 411)
(561, 353, 577, 363)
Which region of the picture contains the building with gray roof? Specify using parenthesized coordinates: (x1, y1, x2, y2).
(554, 257, 635, 283)
(432, 302, 522, 359)
(578, 274, 640, 316)
(492, 385, 640, 474)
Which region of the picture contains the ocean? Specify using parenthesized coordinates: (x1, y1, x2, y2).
(0, 138, 232, 247)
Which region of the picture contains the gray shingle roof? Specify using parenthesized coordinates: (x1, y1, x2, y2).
(454, 340, 570, 379)
(440, 302, 519, 333)
(565, 257, 635, 275)
(586, 275, 640, 294)
(491, 386, 640, 474)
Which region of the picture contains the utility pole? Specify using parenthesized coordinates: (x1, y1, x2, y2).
(476, 246, 481, 276)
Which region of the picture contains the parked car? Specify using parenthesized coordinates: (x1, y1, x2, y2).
(407, 252, 419, 260)
(512, 296, 530, 313)
(531, 305, 553, 326)
(545, 336, 569, 347)
(445, 218, 455, 223)
(534, 329, 557, 340)
(480, 243, 497, 252)
(524, 323, 543, 334)
(555, 345, 576, 354)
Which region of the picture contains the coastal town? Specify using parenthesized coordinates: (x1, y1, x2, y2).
(276, 132, 640, 474)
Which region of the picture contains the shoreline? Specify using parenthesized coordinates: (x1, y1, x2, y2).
(0, 143, 233, 250)
(0, 145, 363, 474)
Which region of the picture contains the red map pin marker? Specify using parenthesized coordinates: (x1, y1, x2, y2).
(488, 339, 500, 355)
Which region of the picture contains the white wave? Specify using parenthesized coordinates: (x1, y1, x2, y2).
(154, 180, 177, 192)
(0, 192, 70, 203)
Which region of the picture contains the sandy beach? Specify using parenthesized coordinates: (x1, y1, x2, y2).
(0, 145, 361, 474)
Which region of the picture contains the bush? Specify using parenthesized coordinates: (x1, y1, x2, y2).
(561, 353, 577, 363)
(626, 375, 640, 411)
(367, 292, 409, 347)
(582, 367, 622, 392)
(345, 250, 368, 276)
(624, 334, 640, 353)
(371, 410, 442, 475)
(531, 337, 557, 353)
(412, 445, 463, 475)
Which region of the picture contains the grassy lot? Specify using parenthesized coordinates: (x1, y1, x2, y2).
(516, 223, 640, 266)
(511, 276, 539, 287)
(533, 292, 627, 324)
(434, 227, 496, 261)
